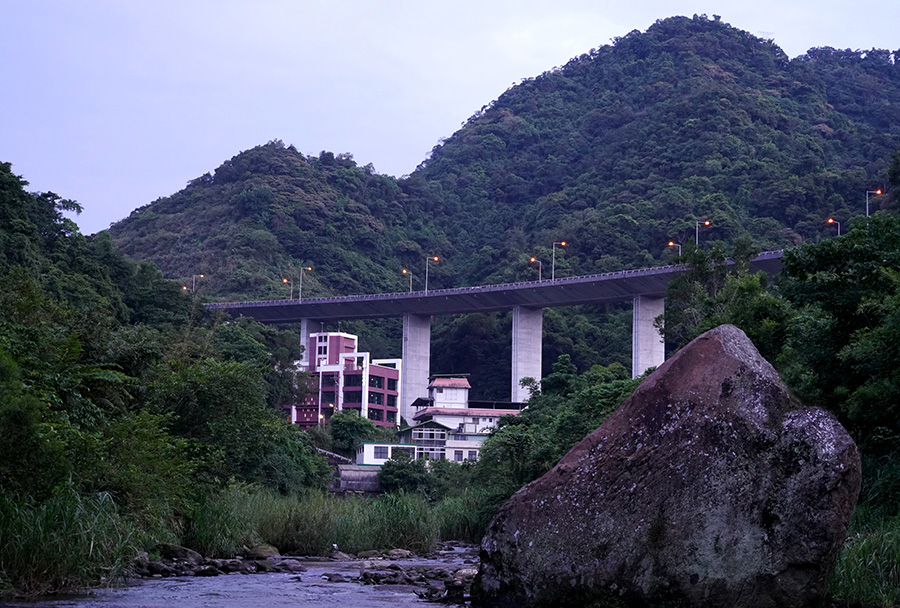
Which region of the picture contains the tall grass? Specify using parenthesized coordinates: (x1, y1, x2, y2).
(181, 484, 271, 557)
(434, 488, 494, 543)
(829, 520, 900, 607)
(181, 487, 443, 557)
(0, 486, 139, 596)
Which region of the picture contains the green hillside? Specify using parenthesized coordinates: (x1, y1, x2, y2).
(109, 15, 900, 398)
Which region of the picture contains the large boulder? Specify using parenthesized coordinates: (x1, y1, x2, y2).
(473, 325, 860, 608)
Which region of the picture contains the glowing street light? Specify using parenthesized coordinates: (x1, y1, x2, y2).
(183, 274, 205, 292)
(425, 256, 439, 293)
(866, 189, 882, 217)
(668, 241, 682, 256)
(283, 266, 312, 301)
(552, 241, 566, 281)
(530, 257, 542, 281)
(695, 220, 711, 246)
(298, 265, 313, 302)
(828, 217, 841, 236)
(402, 268, 412, 292)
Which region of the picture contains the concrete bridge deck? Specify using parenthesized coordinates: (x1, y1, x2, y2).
(206, 250, 783, 322)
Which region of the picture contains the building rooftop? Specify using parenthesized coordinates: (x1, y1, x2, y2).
(413, 407, 522, 420)
(428, 377, 471, 389)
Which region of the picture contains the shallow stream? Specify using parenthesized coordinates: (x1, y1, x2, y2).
(5, 552, 472, 608)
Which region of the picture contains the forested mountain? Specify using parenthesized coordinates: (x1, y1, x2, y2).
(109, 15, 900, 398)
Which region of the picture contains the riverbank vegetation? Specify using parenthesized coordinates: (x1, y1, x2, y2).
(0, 163, 330, 595)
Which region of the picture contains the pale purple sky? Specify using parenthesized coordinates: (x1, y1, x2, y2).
(2, 0, 898, 234)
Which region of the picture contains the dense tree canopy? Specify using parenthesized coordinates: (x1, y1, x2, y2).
(0, 162, 330, 513)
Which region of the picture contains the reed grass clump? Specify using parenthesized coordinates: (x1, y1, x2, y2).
(433, 489, 492, 543)
(0, 487, 139, 596)
(180, 484, 263, 557)
(829, 521, 900, 607)
(180, 487, 441, 557)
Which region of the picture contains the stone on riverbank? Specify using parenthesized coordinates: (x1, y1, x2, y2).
(157, 543, 203, 565)
(245, 543, 280, 559)
(473, 324, 861, 608)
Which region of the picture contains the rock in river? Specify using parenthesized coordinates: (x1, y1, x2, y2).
(473, 324, 860, 608)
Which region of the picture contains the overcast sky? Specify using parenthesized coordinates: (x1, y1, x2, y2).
(2, 0, 898, 234)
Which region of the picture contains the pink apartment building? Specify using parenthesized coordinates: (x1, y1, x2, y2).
(283, 331, 401, 428)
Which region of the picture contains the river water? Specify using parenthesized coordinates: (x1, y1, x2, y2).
(3, 557, 452, 608)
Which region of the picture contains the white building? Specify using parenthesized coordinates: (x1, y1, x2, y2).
(354, 375, 525, 465)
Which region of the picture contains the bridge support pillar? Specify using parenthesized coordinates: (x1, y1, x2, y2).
(512, 306, 543, 403)
(401, 313, 431, 424)
(298, 318, 323, 369)
(632, 295, 665, 378)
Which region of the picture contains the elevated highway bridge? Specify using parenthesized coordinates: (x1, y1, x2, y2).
(207, 251, 784, 420)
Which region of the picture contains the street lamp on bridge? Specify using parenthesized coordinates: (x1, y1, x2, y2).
(530, 257, 542, 281)
(402, 268, 412, 292)
(299, 266, 313, 302)
(695, 220, 711, 246)
(425, 256, 439, 293)
(828, 217, 841, 236)
(866, 189, 882, 218)
(183, 274, 205, 292)
(552, 241, 566, 281)
(667, 241, 682, 256)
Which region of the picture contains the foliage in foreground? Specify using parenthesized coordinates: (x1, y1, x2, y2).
(181, 486, 442, 556)
(0, 487, 140, 596)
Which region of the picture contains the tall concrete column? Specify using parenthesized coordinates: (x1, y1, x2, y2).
(298, 318, 322, 369)
(401, 313, 431, 425)
(511, 306, 543, 403)
(632, 295, 665, 378)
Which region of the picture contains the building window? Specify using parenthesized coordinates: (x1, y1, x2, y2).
(387, 394, 397, 407)
(369, 391, 383, 405)
(468, 450, 478, 461)
(369, 375, 384, 389)
(317, 345, 327, 355)
(367, 408, 382, 422)
(343, 390, 361, 404)
(454, 450, 463, 462)
(392, 446, 413, 459)
(387, 378, 398, 391)
(318, 335, 327, 342)
(419, 448, 445, 461)
(386, 411, 396, 423)
(344, 374, 363, 387)
(374, 446, 389, 459)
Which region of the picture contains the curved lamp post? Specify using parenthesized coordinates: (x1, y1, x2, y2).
(425, 256, 439, 293)
(402, 268, 412, 292)
(828, 217, 841, 236)
(530, 257, 542, 281)
(183, 274, 205, 293)
(552, 241, 566, 281)
(299, 266, 313, 302)
(695, 220, 710, 246)
(866, 189, 882, 217)
(668, 241, 682, 256)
